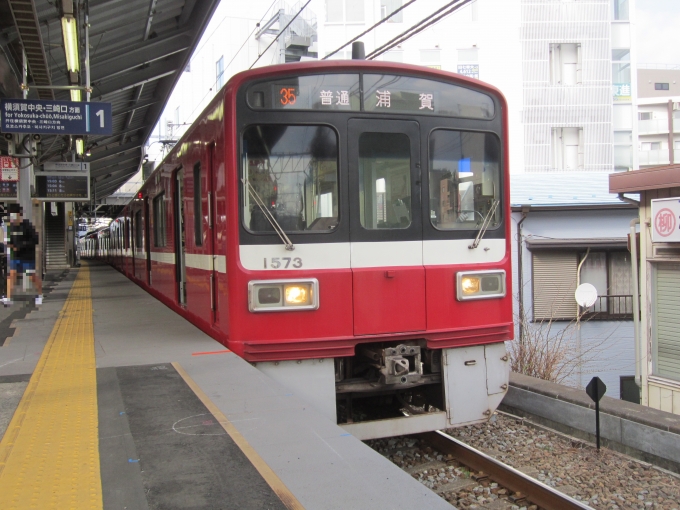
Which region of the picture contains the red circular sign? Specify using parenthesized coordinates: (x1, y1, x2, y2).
(655, 208, 677, 237)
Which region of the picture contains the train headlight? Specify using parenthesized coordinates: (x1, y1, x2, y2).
(456, 270, 506, 301)
(249, 279, 318, 312)
(284, 284, 310, 305)
(461, 276, 481, 295)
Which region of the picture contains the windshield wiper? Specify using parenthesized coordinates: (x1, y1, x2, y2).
(469, 199, 499, 250)
(243, 178, 295, 251)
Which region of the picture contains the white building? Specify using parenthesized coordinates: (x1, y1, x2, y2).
(636, 66, 680, 168)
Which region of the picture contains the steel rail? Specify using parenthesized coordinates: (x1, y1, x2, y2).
(418, 430, 591, 510)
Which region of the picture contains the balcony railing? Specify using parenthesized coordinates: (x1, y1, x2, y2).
(583, 295, 633, 320)
(639, 150, 680, 166)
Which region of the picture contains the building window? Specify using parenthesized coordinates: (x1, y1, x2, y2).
(382, 50, 403, 62)
(612, 49, 630, 61)
(153, 193, 166, 247)
(420, 49, 441, 63)
(613, 130, 632, 171)
(641, 142, 661, 151)
(612, 0, 629, 21)
(380, 0, 402, 22)
(326, 0, 364, 22)
(551, 127, 583, 170)
(193, 162, 203, 246)
(638, 112, 652, 121)
(216, 56, 224, 89)
(532, 250, 633, 321)
(458, 48, 478, 62)
(549, 43, 582, 86)
(655, 83, 670, 91)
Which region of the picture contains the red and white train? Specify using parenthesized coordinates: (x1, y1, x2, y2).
(91, 59, 513, 439)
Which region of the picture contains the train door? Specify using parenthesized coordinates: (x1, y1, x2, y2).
(347, 119, 426, 335)
(134, 207, 144, 281)
(144, 197, 151, 285)
(174, 168, 187, 305)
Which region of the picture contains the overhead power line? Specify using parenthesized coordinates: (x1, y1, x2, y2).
(249, 0, 313, 69)
(366, 0, 473, 60)
(323, 0, 419, 60)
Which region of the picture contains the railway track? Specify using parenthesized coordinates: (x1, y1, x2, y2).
(415, 430, 591, 509)
(371, 429, 592, 509)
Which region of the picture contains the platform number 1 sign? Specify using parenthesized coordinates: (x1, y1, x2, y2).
(85, 103, 112, 135)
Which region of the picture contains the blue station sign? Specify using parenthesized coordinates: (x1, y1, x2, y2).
(1, 98, 112, 136)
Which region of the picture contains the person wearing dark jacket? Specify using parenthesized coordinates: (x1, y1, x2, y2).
(4, 204, 42, 305)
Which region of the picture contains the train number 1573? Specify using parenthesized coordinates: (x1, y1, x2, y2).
(264, 257, 302, 269)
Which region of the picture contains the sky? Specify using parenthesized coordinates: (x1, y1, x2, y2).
(636, 0, 680, 65)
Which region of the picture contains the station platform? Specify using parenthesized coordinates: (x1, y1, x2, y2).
(0, 261, 451, 510)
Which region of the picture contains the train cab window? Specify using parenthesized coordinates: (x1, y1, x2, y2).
(358, 132, 411, 229)
(429, 130, 501, 230)
(242, 125, 339, 233)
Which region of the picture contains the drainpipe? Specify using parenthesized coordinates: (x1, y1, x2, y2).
(630, 217, 641, 389)
(618, 193, 642, 390)
(517, 206, 530, 345)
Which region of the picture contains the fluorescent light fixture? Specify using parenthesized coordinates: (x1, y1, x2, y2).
(75, 138, 84, 156)
(61, 16, 79, 73)
(70, 89, 81, 101)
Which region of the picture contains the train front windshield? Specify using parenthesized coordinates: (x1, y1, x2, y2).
(242, 125, 339, 233)
(240, 71, 504, 238)
(429, 130, 501, 230)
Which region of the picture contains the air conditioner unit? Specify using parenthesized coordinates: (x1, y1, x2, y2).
(673, 102, 680, 110)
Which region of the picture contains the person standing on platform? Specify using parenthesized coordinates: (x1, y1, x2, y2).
(4, 204, 42, 306)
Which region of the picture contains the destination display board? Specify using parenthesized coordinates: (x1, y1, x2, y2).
(35, 172, 90, 201)
(1, 99, 112, 135)
(248, 74, 361, 111)
(245, 73, 495, 119)
(363, 74, 494, 119)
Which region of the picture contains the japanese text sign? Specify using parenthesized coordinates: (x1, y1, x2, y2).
(1, 99, 112, 135)
(651, 197, 680, 242)
(0, 156, 19, 182)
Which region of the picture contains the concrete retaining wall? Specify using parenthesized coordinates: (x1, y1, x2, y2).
(501, 373, 680, 473)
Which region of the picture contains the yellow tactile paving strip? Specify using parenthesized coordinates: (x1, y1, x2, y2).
(0, 265, 102, 509)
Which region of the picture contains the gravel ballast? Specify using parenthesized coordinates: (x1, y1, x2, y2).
(368, 413, 680, 509)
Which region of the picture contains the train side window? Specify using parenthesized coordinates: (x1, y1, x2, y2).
(242, 125, 339, 233)
(193, 162, 203, 246)
(358, 132, 411, 229)
(153, 193, 166, 247)
(124, 218, 130, 250)
(429, 130, 501, 231)
(135, 210, 143, 251)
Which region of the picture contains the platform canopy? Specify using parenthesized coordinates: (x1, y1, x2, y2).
(0, 0, 220, 214)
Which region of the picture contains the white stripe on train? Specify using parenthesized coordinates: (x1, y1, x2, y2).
(119, 239, 505, 272)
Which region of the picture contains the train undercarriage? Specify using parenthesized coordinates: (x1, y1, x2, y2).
(254, 341, 510, 440)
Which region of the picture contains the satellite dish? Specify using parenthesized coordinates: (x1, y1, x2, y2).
(575, 283, 598, 308)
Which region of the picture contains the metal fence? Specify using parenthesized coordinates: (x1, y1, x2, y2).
(584, 294, 633, 320)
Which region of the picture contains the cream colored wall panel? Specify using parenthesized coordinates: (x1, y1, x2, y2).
(673, 390, 680, 415)
(648, 383, 661, 410)
(660, 387, 674, 413)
